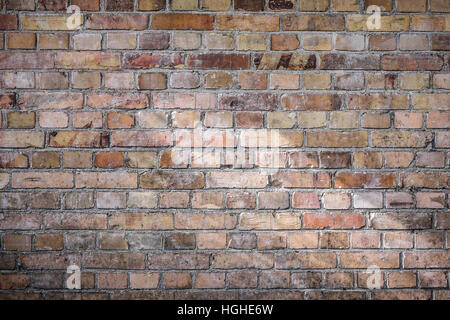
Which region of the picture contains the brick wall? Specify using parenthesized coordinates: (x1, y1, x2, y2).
(0, 0, 449, 300)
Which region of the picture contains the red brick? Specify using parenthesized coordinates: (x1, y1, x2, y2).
(196, 273, 225, 289)
(384, 232, 414, 249)
(303, 213, 365, 230)
(124, 53, 183, 69)
(382, 55, 443, 71)
(139, 33, 170, 50)
(340, 252, 400, 269)
(276, 252, 336, 269)
(0, 274, 30, 290)
(12, 172, 73, 189)
(2, 234, 32, 251)
(72, 0, 100, 10)
(187, 53, 250, 70)
(307, 131, 368, 147)
(83, 253, 145, 269)
(130, 273, 159, 289)
(20, 253, 80, 270)
(404, 252, 450, 268)
(111, 131, 172, 147)
(271, 34, 299, 50)
(153, 14, 213, 30)
(334, 172, 396, 188)
(98, 273, 127, 289)
(292, 192, 320, 209)
(148, 253, 210, 270)
(352, 232, 381, 249)
(0, 53, 53, 69)
(0, 14, 18, 30)
(370, 213, 432, 230)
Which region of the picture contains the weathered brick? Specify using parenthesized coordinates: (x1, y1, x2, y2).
(40, 34, 69, 50)
(412, 15, 450, 31)
(276, 252, 336, 269)
(370, 213, 432, 230)
(63, 152, 92, 169)
(39, 112, 69, 128)
(20, 253, 80, 270)
(170, 72, 200, 89)
(83, 253, 145, 269)
(30, 192, 60, 209)
(307, 131, 368, 147)
(240, 213, 301, 230)
(76, 172, 137, 189)
(213, 253, 273, 269)
(370, 34, 396, 51)
(35, 234, 64, 251)
(197, 233, 227, 250)
(270, 74, 299, 90)
(130, 273, 159, 289)
(320, 53, 379, 70)
(106, 112, 135, 129)
(153, 14, 213, 30)
(217, 14, 279, 31)
(237, 34, 267, 50)
(138, 0, 165, 10)
(419, 271, 447, 288)
(322, 193, 351, 210)
(352, 232, 381, 249)
(348, 15, 409, 31)
(87, 14, 149, 30)
(404, 252, 450, 269)
(71, 0, 99, 10)
(12, 172, 73, 189)
(303, 213, 365, 229)
(220, 93, 276, 110)
(111, 131, 172, 147)
(65, 192, 94, 210)
(384, 232, 414, 249)
(6, 0, 36, 10)
(187, 53, 249, 70)
(202, 0, 231, 11)
(238, 73, 267, 89)
(56, 52, 120, 70)
(2, 234, 31, 251)
(372, 131, 432, 148)
(271, 34, 299, 50)
(282, 94, 340, 110)
(0, 53, 54, 69)
(49, 132, 101, 148)
(255, 53, 317, 70)
(382, 55, 443, 71)
(6, 112, 35, 129)
(154, 92, 215, 109)
(107, 33, 136, 49)
(192, 192, 223, 209)
(7, 33, 36, 49)
(283, 14, 344, 31)
(149, 253, 210, 270)
(176, 213, 236, 230)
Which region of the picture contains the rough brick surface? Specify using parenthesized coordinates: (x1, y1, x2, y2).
(0, 1, 448, 301)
